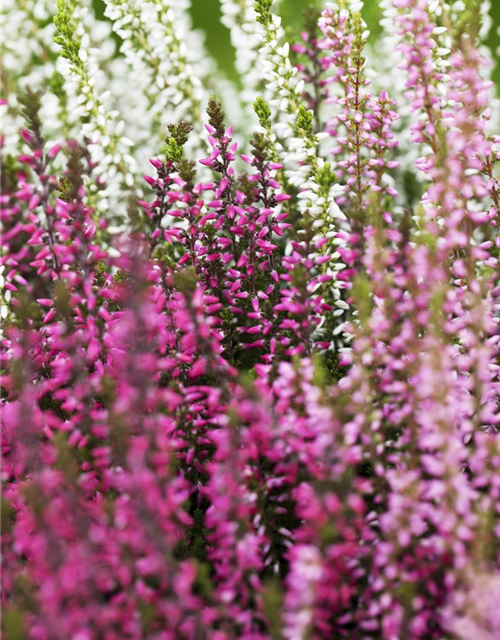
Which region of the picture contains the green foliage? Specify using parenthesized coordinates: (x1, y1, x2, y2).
(402, 169, 425, 206)
(1, 154, 24, 194)
(137, 601, 157, 631)
(151, 241, 178, 271)
(38, 393, 71, 422)
(311, 351, 328, 388)
(173, 267, 198, 296)
(237, 173, 257, 203)
(177, 159, 197, 189)
(351, 11, 367, 61)
(57, 175, 72, 202)
(323, 349, 345, 384)
(165, 121, 193, 164)
(253, 96, 272, 129)
(351, 276, 372, 328)
(193, 561, 214, 598)
(2, 608, 28, 640)
(9, 294, 43, 331)
(18, 87, 44, 149)
(48, 71, 69, 128)
(92, 260, 107, 287)
(112, 269, 132, 285)
(255, 0, 274, 26)
(262, 578, 283, 640)
(250, 132, 271, 163)
(206, 96, 226, 138)
(233, 343, 264, 372)
(302, 5, 321, 34)
(317, 162, 335, 190)
(178, 506, 210, 566)
(451, 0, 483, 43)
(54, 0, 81, 64)
(1, 496, 16, 534)
(58, 142, 85, 203)
(296, 104, 315, 142)
(54, 281, 73, 318)
(53, 432, 80, 482)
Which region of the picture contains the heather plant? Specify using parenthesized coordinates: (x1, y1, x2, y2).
(1, 0, 500, 639)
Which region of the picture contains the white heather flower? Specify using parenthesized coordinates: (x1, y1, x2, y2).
(220, 0, 262, 120)
(54, 0, 139, 216)
(253, 1, 350, 343)
(104, 0, 234, 163)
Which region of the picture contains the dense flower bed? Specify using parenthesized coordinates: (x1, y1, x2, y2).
(2, 0, 500, 638)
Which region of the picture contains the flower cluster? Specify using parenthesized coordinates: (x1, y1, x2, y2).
(2, 0, 500, 639)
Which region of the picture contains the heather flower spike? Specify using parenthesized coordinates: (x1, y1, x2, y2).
(2, 0, 500, 638)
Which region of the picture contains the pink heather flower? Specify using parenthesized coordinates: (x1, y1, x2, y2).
(2, 6, 500, 639)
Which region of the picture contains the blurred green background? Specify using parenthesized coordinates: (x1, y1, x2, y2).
(94, 0, 500, 92)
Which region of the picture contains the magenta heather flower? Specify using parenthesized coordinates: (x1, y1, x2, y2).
(2, 2, 500, 639)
